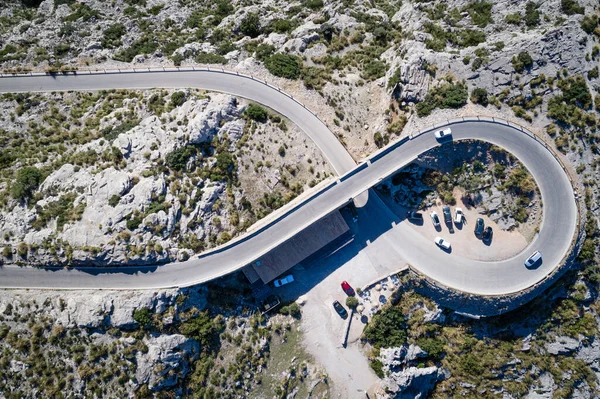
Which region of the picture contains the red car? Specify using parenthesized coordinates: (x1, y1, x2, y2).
(341, 281, 355, 296)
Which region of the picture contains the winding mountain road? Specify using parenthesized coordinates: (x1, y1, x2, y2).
(0, 71, 578, 295)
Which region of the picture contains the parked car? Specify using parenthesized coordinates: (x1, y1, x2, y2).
(474, 218, 485, 238)
(483, 226, 493, 241)
(430, 211, 441, 228)
(434, 236, 451, 250)
(454, 208, 464, 223)
(273, 275, 294, 287)
(434, 128, 452, 140)
(341, 281, 355, 296)
(524, 251, 542, 268)
(406, 211, 424, 222)
(442, 206, 452, 224)
(333, 300, 348, 318)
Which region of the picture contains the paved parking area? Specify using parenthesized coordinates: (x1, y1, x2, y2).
(408, 201, 529, 261)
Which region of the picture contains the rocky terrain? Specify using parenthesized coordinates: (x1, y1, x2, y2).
(1, 0, 600, 398)
(0, 273, 329, 398)
(0, 89, 331, 266)
(365, 270, 600, 399)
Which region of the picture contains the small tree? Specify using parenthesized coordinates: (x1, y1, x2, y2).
(470, 88, 489, 106)
(11, 166, 42, 201)
(346, 296, 359, 309)
(239, 12, 261, 38)
(133, 307, 154, 328)
(170, 91, 186, 108)
(244, 103, 268, 122)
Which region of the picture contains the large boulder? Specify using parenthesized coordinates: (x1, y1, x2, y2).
(136, 334, 200, 391)
(545, 336, 581, 355)
(379, 366, 443, 399)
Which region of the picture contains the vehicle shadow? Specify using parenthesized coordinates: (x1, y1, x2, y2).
(439, 246, 453, 254)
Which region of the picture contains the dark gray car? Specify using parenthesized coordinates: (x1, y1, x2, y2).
(474, 218, 485, 238)
(442, 206, 452, 224)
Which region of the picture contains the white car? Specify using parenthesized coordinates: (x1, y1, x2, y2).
(434, 237, 451, 250)
(524, 251, 542, 268)
(454, 208, 464, 223)
(430, 211, 440, 228)
(434, 128, 452, 140)
(273, 275, 294, 287)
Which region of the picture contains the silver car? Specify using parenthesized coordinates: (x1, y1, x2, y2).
(524, 251, 542, 268)
(434, 128, 452, 140)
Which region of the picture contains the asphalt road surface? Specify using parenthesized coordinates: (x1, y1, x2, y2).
(0, 72, 578, 295)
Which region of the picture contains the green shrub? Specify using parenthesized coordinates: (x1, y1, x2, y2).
(11, 166, 42, 201)
(113, 37, 158, 62)
(170, 91, 186, 107)
(305, 0, 324, 10)
(363, 307, 407, 348)
(264, 54, 302, 79)
(215, 152, 234, 175)
(17, 242, 27, 258)
(126, 214, 143, 230)
(108, 194, 120, 207)
(2, 245, 12, 259)
(361, 59, 387, 81)
(588, 67, 599, 80)
(179, 311, 221, 345)
(386, 117, 408, 135)
(268, 19, 293, 33)
(512, 51, 533, 73)
(63, 3, 100, 22)
(470, 88, 489, 106)
(254, 44, 275, 61)
(561, 0, 584, 15)
(370, 359, 384, 378)
(166, 145, 198, 171)
(101, 119, 140, 141)
(54, 43, 70, 57)
(581, 15, 599, 34)
(464, 1, 493, 28)
(195, 52, 227, 64)
(557, 75, 593, 108)
(417, 337, 445, 359)
(239, 12, 261, 38)
(416, 82, 468, 117)
(102, 23, 126, 49)
(133, 307, 153, 328)
(279, 302, 302, 319)
(524, 2, 540, 27)
(32, 193, 86, 231)
(505, 13, 521, 25)
(578, 238, 596, 262)
(301, 66, 330, 90)
(244, 103, 268, 122)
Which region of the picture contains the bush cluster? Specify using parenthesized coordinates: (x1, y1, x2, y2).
(11, 167, 42, 201)
(416, 82, 468, 117)
(511, 51, 534, 73)
(244, 103, 268, 122)
(264, 54, 302, 79)
(113, 37, 158, 63)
